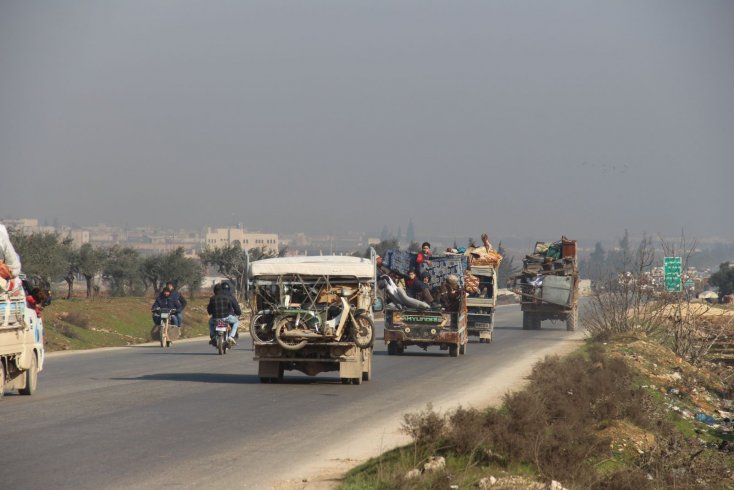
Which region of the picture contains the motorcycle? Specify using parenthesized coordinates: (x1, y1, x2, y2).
(212, 317, 232, 355)
(154, 307, 177, 348)
(271, 287, 374, 351)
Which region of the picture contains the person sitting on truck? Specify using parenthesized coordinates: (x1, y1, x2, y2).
(0, 223, 21, 282)
(438, 274, 463, 312)
(165, 280, 187, 328)
(26, 287, 51, 317)
(206, 281, 241, 346)
(416, 242, 433, 273)
(407, 272, 435, 305)
(152, 287, 183, 327)
(404, 270, 418, 292)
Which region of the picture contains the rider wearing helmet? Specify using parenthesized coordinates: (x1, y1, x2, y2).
(206, 281, 241, 346)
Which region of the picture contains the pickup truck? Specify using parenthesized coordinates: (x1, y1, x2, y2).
(1, 280, 44, 398)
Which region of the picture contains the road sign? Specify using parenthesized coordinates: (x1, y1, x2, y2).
(664, 257, 682, 292)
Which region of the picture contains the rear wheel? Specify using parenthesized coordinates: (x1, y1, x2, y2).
(522, 313, 532, 330)
(19, 353, 38, 395)
(217, 336, 224, 355)
(275, 316, 308, 351)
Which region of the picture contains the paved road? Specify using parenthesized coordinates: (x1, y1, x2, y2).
(0, 305, 584, 489)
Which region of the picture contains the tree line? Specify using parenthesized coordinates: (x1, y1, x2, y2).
(8, 229, 281, 299)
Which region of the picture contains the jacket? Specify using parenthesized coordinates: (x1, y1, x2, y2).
(152, 293, 183, 312)
(207, 291, 242, 318)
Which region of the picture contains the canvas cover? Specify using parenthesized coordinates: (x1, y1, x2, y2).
(249, 256, 374, 278)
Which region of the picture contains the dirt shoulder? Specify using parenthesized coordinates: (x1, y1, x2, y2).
(272, 331, 587, 489)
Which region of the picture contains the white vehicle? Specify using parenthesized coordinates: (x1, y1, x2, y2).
(248, 253, 379, 384)
(1, 279, 45, 398)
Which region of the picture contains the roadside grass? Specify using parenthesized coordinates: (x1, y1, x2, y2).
(340, 339, 734, 489)
(42, 297, 216, 351)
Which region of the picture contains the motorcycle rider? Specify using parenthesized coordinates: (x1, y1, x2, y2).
(165, 280, 187, 328)
(206, 281, 241, 346)
(152, 287, 183, 327)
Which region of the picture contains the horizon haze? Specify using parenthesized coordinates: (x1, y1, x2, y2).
(1, 1, 732, 242)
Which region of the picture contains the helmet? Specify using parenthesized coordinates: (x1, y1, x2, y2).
(221, 282, 231, 291)
(213, 283, 222, 293)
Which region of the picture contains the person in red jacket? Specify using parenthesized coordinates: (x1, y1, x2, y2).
(416, 242, 433, 274)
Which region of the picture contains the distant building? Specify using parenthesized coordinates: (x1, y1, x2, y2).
(204, 227, 278, 253)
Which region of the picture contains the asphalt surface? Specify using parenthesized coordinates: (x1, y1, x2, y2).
(0, 304, 585, 489)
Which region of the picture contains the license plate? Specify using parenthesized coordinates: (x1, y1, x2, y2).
(215, 326, 227, 332)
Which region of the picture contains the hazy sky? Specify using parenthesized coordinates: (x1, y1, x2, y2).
(1, 1, 732, 241)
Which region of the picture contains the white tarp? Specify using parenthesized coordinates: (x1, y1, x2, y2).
(250, 256, 374, 278)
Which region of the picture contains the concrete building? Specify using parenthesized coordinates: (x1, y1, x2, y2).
(204, 227, 278, 253)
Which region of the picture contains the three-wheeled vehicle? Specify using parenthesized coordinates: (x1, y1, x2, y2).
(248, 252, 379, 384)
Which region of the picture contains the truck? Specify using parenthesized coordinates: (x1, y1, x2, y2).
(381, 246, 499, 344)
(248, 254, 378, 384)
(510, 237, 579, 331)
(383, 292, 469, 357)
(1, 279, 45, 398)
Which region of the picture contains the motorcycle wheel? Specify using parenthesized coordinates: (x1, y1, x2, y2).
(275, 316, 308, 351)
(159, 323, 166, 348)
(250, 313, 275, 343)
(217, 335, 225, 355)
(350, 315, 375, 349)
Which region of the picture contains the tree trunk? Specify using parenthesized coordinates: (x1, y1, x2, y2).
(65, 276, 73, 299)
(85, 275, 93, 298)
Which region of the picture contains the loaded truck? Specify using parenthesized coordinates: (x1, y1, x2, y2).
(381, 244, 500, 345)
(1, 279, 44, 398)
(383, 289, 469, 357)
(248, 253, 378, 384)
(510, 237, 579, 331)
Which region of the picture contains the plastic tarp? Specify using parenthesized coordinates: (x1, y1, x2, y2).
(250, 256, 374, 278)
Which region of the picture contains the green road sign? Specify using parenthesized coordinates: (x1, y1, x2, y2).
(664, 257, 682, 292)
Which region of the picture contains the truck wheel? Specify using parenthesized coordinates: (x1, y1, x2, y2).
(387, 342, 397, 355)
(19, 353, 38, 396)
(459, 342, 467, 355)
(397, 343, 405, 354)
(351, 315, 375, 349)
(352, 376, 362, 385)
(0, 361, 5, 399)
(522, 313, 532, 330)
(566, 309, 578, 332)
(449, 344, 459, 357)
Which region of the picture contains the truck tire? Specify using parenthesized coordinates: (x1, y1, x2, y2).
(533, 315, 542, 330)
(459, 342, 467, 355)
(449, 344, 459, 357)
(350, 315, 375, 349)
(566, 309, 578, 332)
(387, 342, 398, 355)
(522, 313, 532, 330)
(19, 353, 37, 396)
(0, 361, 5, 399)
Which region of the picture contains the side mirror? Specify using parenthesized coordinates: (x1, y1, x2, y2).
(372, 297, 384, 312)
